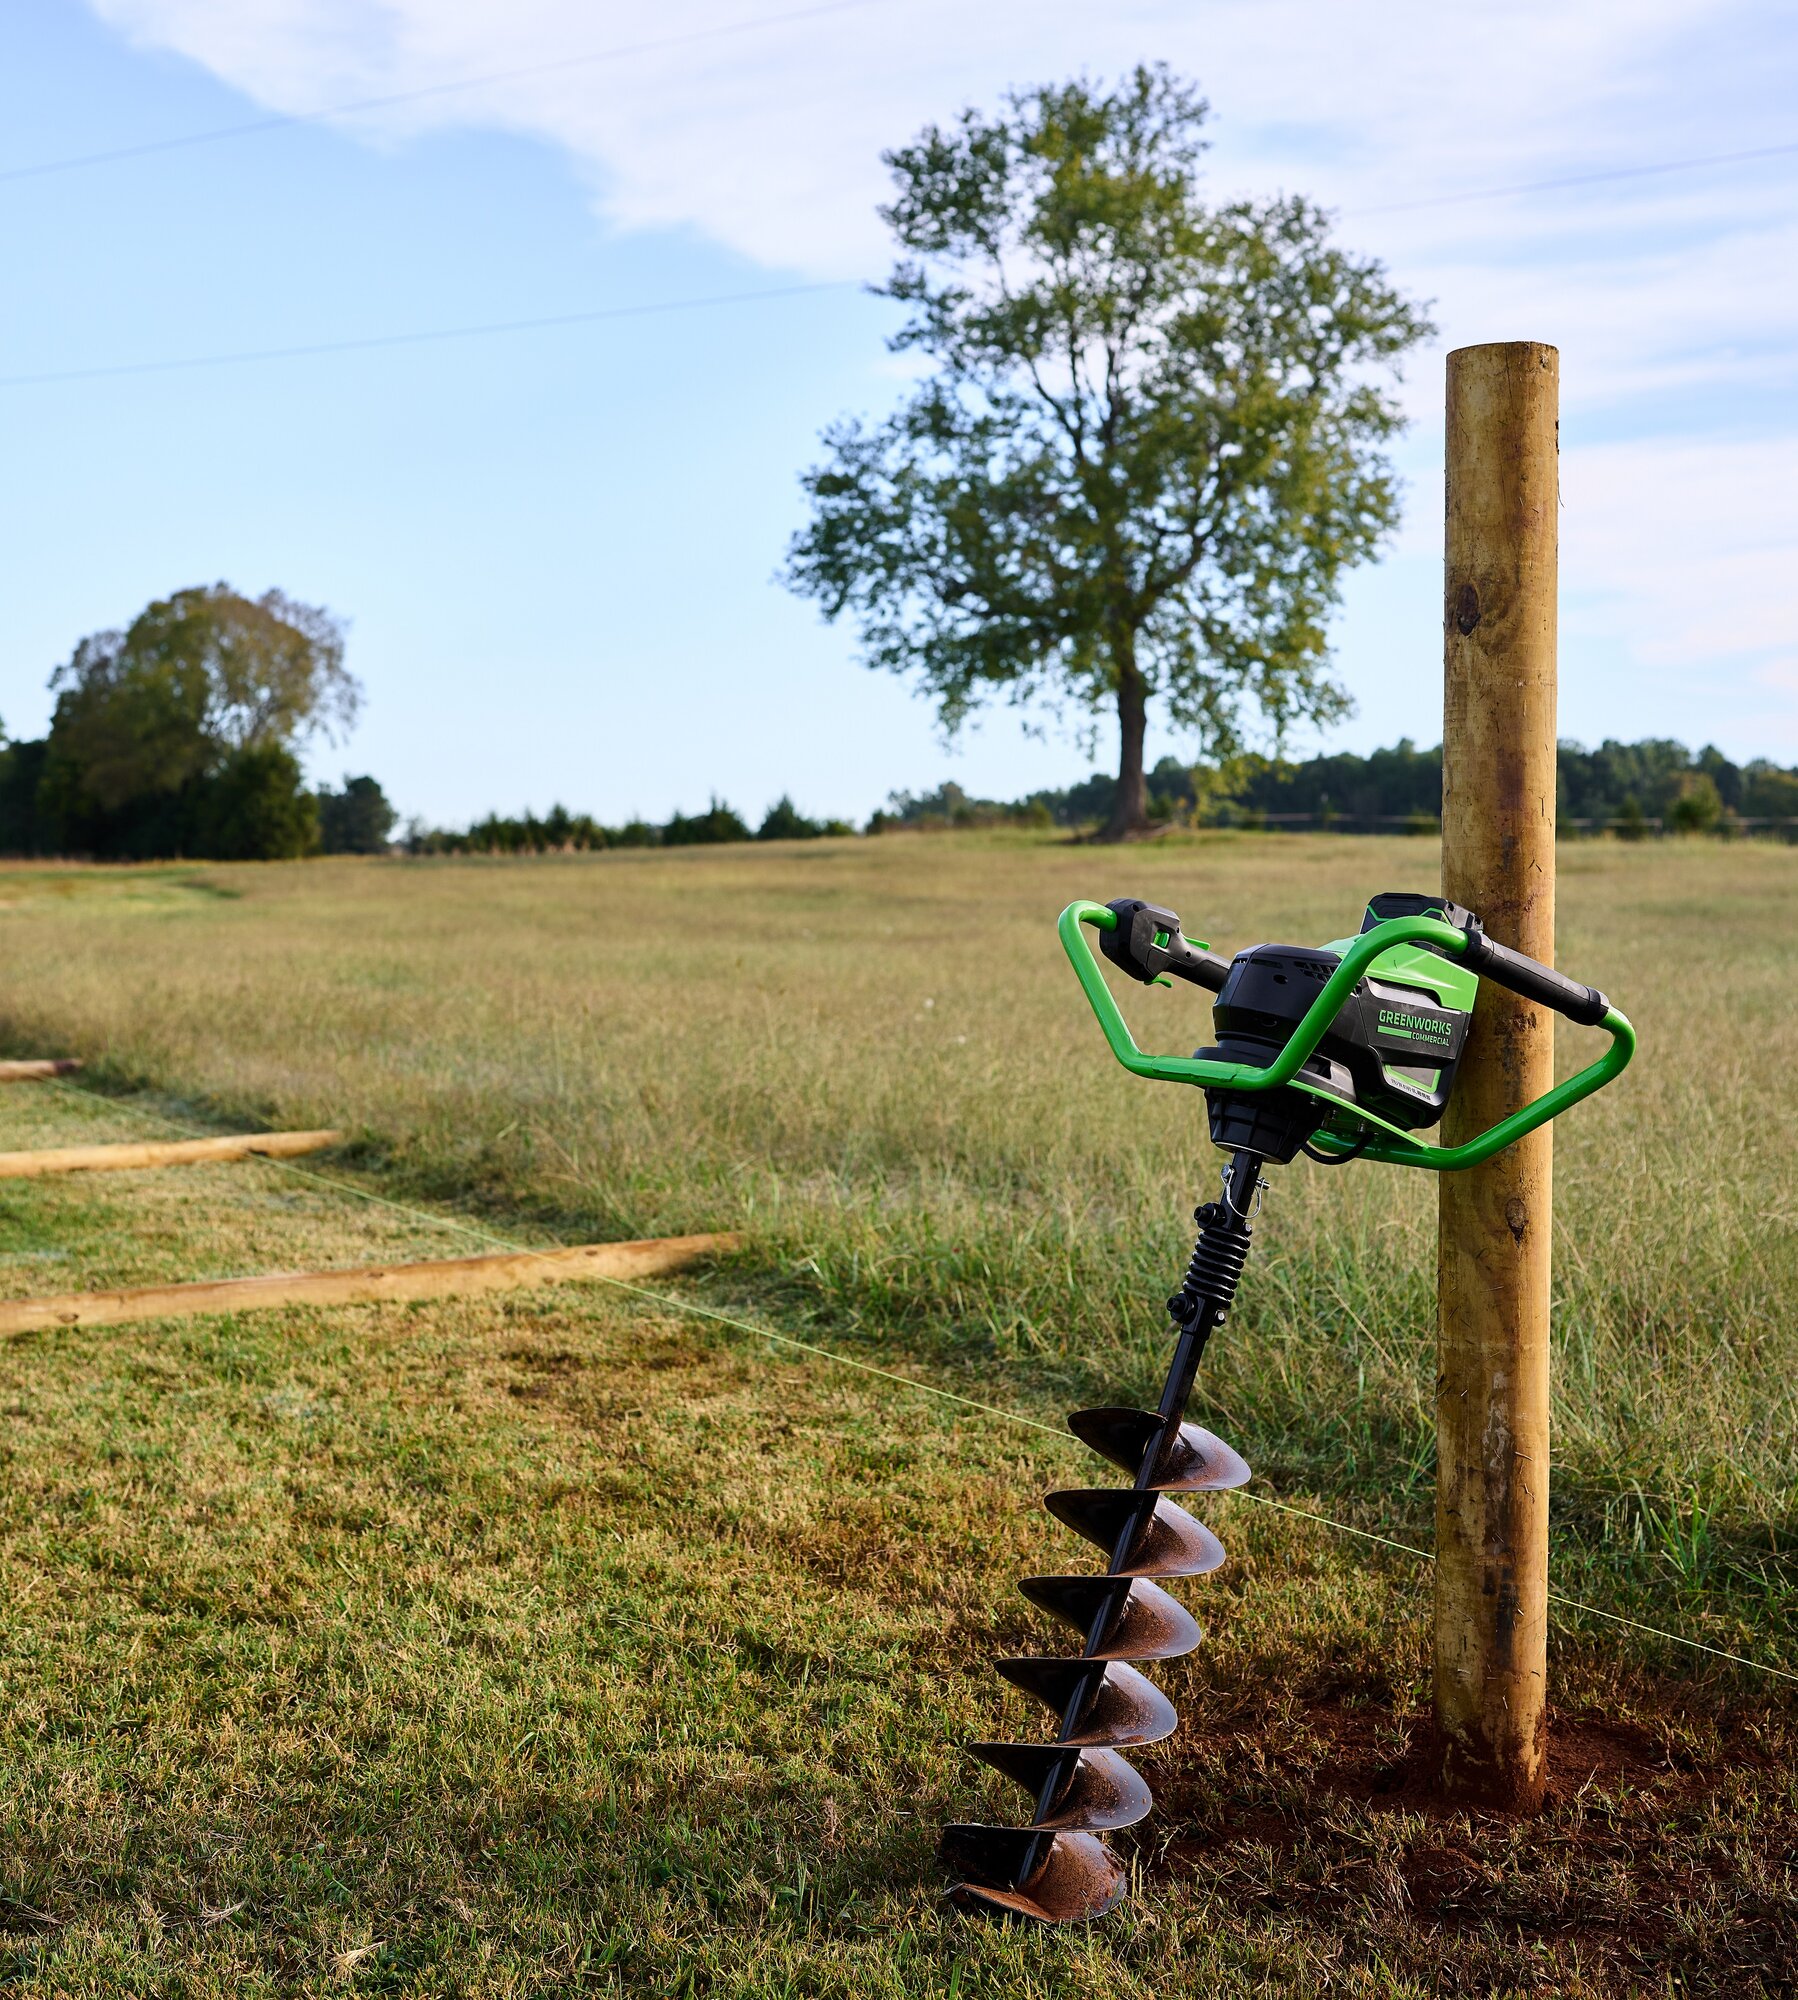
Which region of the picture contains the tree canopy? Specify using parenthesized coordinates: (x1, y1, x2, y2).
(30, 584, 357, 860)
(785, 66, 1432, 838)
(318, 775, 398, 855)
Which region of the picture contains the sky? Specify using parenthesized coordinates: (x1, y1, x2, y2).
(2, 0, 1795, 827)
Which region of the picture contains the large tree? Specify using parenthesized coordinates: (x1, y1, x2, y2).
(41, 583, 356, 856)
(785, 66, 1432, 839)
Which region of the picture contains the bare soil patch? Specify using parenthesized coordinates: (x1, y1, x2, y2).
(1151, 1680, 1797, 1993)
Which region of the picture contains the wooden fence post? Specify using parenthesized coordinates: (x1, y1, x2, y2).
(1435, 341, 1559, 1809)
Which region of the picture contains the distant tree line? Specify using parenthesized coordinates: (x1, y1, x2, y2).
(0, 585, 397, 860)
(403, 796, 857, 855)
(399, 737, 1798, 857)
(871, 739, 1798, 837)
(8, 589, 1790, 862)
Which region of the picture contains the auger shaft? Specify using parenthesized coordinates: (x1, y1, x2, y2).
(946, 1151, 1264, 1921)
(1027, 1154, 1261, 1847)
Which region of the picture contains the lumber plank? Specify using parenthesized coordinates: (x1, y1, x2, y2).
(0, 1232, 742, 1336)
(0, 1059, 82, 1082)
(0, 1130, 343, 1180)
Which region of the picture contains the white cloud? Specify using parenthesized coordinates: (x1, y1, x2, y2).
(88, 0, 1790, 274)
(85, 0, 1798, 749)
(1565, 433, 1798, 698)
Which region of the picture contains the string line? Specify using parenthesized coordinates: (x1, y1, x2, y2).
(37, 1075, 1798, 1688)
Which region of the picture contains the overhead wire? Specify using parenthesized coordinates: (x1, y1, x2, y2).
(36, 1071, 1798, 1690)
(4, 10, 1790, 219)
(0, 279, 861, 389)
(0, 0, 885, 185)
(6, 137, 1793, 388)
(2, 35, 1791, 393)
(1350, 137, 1798, 216)
(0, 11, 1791, 392)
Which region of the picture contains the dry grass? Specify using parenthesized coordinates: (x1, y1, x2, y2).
(0, 836, 1792, 1584)
(0, 833, 1793, 1993)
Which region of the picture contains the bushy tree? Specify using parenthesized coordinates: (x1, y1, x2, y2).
(318, 775, 398, 854)
(193, 745, 320, 861)
(663, 798, 751, 845)
(786, 66, 1431, 839)
(42, 628, 213, 814)
(38, 584, 356, 860)
(1743, 762, 1798, 823)
(1667, 771, 1723, 834)
(123, 586, 355, 751)
(757, 795, 823, 840)
(0, 735, 50, 855)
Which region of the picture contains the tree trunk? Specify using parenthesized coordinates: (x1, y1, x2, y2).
(1101, 643, 1149, 842)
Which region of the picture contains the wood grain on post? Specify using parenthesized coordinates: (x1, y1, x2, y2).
(0, 1130, 342, 1180)
(0, 1233, 742, 1337)
(1435, 342, 1558, 1810)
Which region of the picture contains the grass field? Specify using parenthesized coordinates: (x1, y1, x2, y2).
(0, 833, 1794, 1994)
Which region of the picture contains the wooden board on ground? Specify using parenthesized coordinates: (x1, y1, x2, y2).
(0, 1232, 742, 1336)
(0, 1059, 82, 1082)
(0, 1129, 343, 1180)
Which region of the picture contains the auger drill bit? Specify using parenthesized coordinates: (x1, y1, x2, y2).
(942, 1150, 1261, 1923)
(934, 887, 1635, 1921)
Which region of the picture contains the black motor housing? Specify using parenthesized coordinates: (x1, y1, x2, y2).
(1197, 917, 1472, 1162)
(1198, 947, 1348, 1160)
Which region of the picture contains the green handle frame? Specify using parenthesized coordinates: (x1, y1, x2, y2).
(1059, 900, 1635, 1171)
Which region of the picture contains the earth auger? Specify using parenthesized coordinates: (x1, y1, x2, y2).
(942, 890, 1635, 1923)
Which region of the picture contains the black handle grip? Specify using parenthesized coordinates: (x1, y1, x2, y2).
(1457, 916, 1610, 1026)
(1100, 899, 1233, 992)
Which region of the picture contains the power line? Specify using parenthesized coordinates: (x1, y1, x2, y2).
(5, 3, 1787, 229)
(1352, 138, 1798, 216)
(0, 279, 861, 389)
(4, 115, 1792, 391)
(0, 0, 882, 186)
(12, 125, 1798, 389)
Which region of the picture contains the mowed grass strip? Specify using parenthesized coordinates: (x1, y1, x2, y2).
(3, 1278, 1793, 1997)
